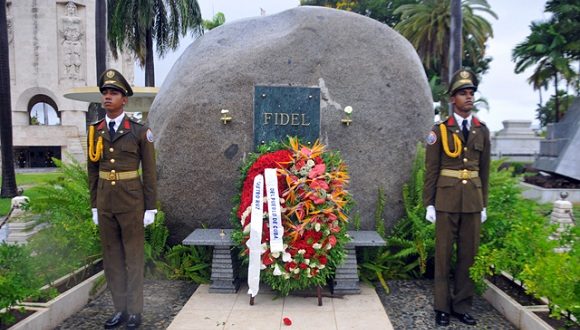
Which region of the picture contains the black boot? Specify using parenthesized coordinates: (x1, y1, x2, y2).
(104, 311, 127, 329)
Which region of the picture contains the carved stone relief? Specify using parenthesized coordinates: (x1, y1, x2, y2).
(60, 1, 84, 80)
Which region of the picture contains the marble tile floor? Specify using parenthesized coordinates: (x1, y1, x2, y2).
(167, 283, 394, 330)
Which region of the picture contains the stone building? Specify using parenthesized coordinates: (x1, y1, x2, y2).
(491, 120, 542, 162)
(2, 0, 133, 168)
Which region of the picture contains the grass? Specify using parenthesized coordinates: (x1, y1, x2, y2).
(0, 171, 63, 216)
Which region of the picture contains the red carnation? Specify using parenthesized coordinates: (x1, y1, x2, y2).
(328, 235, 337, 247)
(262, 253, 274, 266)
(318, 256, 328, 265)
(299, 263, 308, 270)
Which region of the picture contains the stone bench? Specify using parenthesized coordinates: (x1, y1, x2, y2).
(182, 229, 240, 293)
(182, 229, 385, 294)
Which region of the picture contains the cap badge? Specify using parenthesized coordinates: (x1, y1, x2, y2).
(106, 70, 115, 78)
(459, 71, 470, 79)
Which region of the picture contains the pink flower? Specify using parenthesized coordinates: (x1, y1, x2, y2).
(308, 164, 326, 179)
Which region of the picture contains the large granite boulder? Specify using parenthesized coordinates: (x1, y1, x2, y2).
(149, 6, 433, 243)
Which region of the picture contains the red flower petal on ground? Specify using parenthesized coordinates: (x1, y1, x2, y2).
(283, 317, 292, 326)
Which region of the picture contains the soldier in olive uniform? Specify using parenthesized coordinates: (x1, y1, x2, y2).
(88, 69, 157, 329)
(423, 69, 491, 326)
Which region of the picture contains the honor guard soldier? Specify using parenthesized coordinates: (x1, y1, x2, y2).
(88, 69, 157, 329)
(423, 69, 491, 326)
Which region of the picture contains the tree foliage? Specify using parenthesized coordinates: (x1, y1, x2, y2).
(512, 0, 579, 125)
(107, 0, 204, 86)
(394, 0, 496, 87)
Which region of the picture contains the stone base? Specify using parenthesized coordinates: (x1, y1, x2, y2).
(520, 182, 580, 203)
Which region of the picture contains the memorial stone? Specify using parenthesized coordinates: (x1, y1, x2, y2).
(148, 6, 433, 242)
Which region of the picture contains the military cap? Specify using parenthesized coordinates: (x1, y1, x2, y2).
(448, 68, 478, 95)
(99, 69, 133, 96)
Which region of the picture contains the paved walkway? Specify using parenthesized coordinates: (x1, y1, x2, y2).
(167, 283, 393, 330)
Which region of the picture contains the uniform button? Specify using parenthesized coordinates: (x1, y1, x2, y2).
(111, 181, 116, 185)
(111, 169, 116, 173)
(462, 180, 467, 184)
(464, 147, 468, 151)
(109, 147, 114, 152)
(463, 158, 468, 162)
(110, 159, 115, 163)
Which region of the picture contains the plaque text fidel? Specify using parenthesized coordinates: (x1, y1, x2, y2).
(253, 85, 320, 149)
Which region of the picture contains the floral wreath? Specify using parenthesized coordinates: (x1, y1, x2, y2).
(231, 137, 353, 296)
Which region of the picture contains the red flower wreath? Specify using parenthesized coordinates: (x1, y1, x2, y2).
(231, 137, 352, 295)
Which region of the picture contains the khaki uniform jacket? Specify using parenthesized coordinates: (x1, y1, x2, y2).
(423, 115, 491, 213)
(88, 116, 157, 213)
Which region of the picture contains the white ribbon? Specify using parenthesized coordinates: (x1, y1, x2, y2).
(265, 168, 284, 253)
(246, 175, 264, 298)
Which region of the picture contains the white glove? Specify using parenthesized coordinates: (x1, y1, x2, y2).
(481, 207, 487, 223)
(425, 205, 436, 223)
(91, 208, 98, 225)
(143, 209, 158, 227)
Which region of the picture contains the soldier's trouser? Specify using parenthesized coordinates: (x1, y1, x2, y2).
(99, 210, 144, 314)
(434, 211, 481, 314)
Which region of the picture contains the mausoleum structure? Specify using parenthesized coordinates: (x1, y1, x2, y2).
(149, 6, 433, 242)
(534, 98, 580, 181)
(491, 120, 541, 162)
(1, 0, 133, 168)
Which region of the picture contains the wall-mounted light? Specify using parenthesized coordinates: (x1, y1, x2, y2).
(221, 109, 232, 124)
(341, 106, 353, 126)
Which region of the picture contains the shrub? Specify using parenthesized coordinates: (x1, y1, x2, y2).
(521, 225, 580, 321)
(26, 159, 101, 284)
(0, 244, 41, 325)
(359, 145, 435, 290)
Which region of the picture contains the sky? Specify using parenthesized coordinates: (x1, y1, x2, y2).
(135, 0, 550, 133)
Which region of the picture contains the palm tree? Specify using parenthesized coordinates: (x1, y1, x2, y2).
(202, 12, 225, 31)
(394, 0, 496, 87)
(89, 0, 107, 123)
(107, 0, 204, 87)
(512, 22, 575, 121)
(0, 0, 18, 198)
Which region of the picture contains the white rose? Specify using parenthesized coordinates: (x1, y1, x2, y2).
(304, 259, 310, 265)
(293, 268, 300, 274)
(344, 106, 353, 114)
(312, 243, 322, 250)
(318, 264, 326, 270)
(314, 223, 321, 232)
(282, 252, 292, 262)
(283, 274, 290, 279)
(273, 264, 282, 276)
(271, 252, 280, 259)
(326, 243, 332, 250)
(306, 159, 315, 167)
(298, 249, 306, 255)
(324, 229, 330, 235)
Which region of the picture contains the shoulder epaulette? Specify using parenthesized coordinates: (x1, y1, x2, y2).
(128, 116, 144, 126)
(90, 118, 105, 126)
